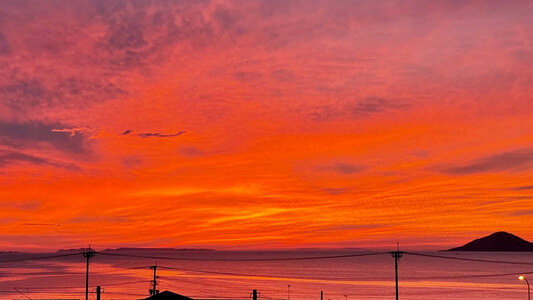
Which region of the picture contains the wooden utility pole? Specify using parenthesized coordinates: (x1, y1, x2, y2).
(150, 264, 159, 295)
(83, 249, 96, 300)
(96, 286, 101, 300)
(252, 289, 258, 300)
(390, 243, 404, 300)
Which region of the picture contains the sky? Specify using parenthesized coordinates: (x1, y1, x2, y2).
(0, 0, 532, 251)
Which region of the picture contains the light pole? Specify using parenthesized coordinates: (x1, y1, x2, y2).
(519, 275, 530, 300)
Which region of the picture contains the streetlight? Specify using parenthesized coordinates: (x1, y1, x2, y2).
(519, 275, 530, 300)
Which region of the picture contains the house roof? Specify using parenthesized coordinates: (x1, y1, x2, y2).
(141, 290, 194, 300)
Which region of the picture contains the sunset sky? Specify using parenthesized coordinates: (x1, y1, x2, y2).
(0, 0, 532, 251)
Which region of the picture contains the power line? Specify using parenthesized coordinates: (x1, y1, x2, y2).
(14, 288, 31, 300)
(158, 265, 388, 281)
(101, 279, 152, 287)
(3, 249, 533, 300)
(158, 264, 533, 282)
(403, 270, 533, 280)
(2, 250, 527, 264)
(92, 291, 147, 297)
(158, 279, 246, 300)
(158, 265, 283, 278)
(0, 290, 146, 297)
(404, 252, 533, 266)
(97, 251, 389, 261)
(0, 291, 85, 294)
(0, 252, 83, 263)
(14, 279, 152, 290)
(0, 265, 154, 277)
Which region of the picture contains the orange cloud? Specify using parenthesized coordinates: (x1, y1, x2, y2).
(0, 0, 532, 251)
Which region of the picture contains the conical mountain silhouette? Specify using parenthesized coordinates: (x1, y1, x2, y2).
(448, 231, 533, 251)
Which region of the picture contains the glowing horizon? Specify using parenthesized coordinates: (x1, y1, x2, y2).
(0, 0, 532, 251)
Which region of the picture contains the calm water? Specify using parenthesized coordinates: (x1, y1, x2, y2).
(0, 250, 531, 299)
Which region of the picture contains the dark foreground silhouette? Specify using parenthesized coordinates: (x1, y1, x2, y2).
(141, 290, 193, 300)
(447, 231, 533, 251)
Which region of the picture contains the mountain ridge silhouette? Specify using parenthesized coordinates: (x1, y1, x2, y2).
(447, 231, 533, 251)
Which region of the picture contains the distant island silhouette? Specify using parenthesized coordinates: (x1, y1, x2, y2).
(447, 231, 533, 251)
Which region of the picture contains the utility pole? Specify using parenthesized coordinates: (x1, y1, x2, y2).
(150, 263, 159, 295)
(96, 286, 101, 300)
(320, 290, 323, 300)
(252, 289, 258, 300)
(83, 248, 96, 300)
(288, 284, 291, 300)
(390, 243, 404, 300)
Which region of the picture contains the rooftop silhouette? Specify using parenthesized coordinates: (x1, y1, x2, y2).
(141, 290, 194, 300)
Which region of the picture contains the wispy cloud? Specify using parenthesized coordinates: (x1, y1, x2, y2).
(310, 97, 411, 121)
(51, 127, 92, 137)
(178, 146, 205, 157)
(507, 185, 533, 191)
(106, 23, 147, 50)
(440, 149, 533, 175)
(138, 131, 186, 138)
(322, 162, 367, 175)
(121, 130, 187, 138)
(350, 97, 410, 116)
(0, 200, 41, 211)
(321, 188, 349, 195)
(508, 210, 533, 217)
(0, 151, 50, 167)
(0, 76, 124, 113)
(0, 32, 11, 55)
(22, 223, 60, 227)
(0, 120, 90, 154)
(0, 150, 80, 170)
(68, 215, 129, 224)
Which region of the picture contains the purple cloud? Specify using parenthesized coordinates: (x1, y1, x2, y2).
(442, 149, 533, 175)
(0, 150, 80, 170)
(0, 120, 90, 154)
(322, 162, 368, 175)
(0, 32, 11, 55)
(138, 131, 186, 138)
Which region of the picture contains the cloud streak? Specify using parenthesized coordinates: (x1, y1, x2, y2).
(325, 162, 367, 175)
(0, 200, 41, 211)
(0, 120, 90, 154)
(138, 131, 187, 138)
(0, 150, 79, 170)
(0, 76, 125, 113)
(0, 32, 11, 55)
(508, 185, 533, 191)
(51, 127, 92, 137)
(351, 97, 410, 116)
(310, 97, 411, 121)
(121, 130, 187, 138)
(441, 149, 533, 175)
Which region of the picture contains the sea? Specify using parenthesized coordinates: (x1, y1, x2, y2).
(0, 249, 531, 300)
